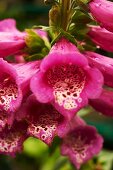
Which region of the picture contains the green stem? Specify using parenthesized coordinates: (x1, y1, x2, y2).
(61, 0, 71, 31)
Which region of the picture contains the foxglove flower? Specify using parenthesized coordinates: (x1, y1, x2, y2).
(89, 0, 113, 32)
(90, 89, 113, 117)
(0, 121, 28, 156)
(19, 95, 69, 145)
(30, 38, 103, 120)
(61, 117, 103, 169)
(0, 19, 25, 58)
(0, 18, 48, 58)
(85, 51, 113, 88)
(0, 58, 40, 113)
(88, 26, 113, 52)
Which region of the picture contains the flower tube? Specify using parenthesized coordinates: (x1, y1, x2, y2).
(88, 25, 113, 52)
(85, 51, 113, 88)
(31, 38, 103, 120)
(90, 89, 113, 117)
(89, 0, 113, 32)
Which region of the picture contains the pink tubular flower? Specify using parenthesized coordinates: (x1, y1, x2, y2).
(85, 51, 113, 88)
(88, 26, 113, 52)
(19, 95, 69, 145)
(61, 117, 103, 169)
(90, 89, 113, 117)
(30, 38, 103, 120)
(89, 0, 113, 32)
(0, 19, 25, 58)
(0, 121, 28, 156)
(0, 58, 40, 113)
(0, 18, 48, 58)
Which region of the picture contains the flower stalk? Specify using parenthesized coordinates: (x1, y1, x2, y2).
(61, 0, 71, 31)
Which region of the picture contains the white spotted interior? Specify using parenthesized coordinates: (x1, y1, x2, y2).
(65, 133, 88, 164)
(27, 108, 62, 143)
(0, 132, 22, 153)
(47, 65, 86, 110)
(0, 73, 18, 111)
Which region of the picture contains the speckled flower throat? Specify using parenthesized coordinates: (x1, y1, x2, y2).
(0, 73, 18, 111)
(47, 64, 86, 110)
(66, 134, 88, 164)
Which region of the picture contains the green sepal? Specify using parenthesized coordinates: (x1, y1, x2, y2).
(72, 10, 92, 24)
(25, 29, 45, 49)
(51, 28, 77, 46)
(24, 29, 50, 61)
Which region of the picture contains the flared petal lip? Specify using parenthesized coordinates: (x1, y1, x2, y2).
(30, 71, 54, 103)
(51, 91, 88, 120)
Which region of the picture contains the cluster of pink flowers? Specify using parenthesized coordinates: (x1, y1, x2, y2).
(0, 5, 113, 167)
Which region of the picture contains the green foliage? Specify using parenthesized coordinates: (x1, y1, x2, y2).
(25, 29, 50, 61)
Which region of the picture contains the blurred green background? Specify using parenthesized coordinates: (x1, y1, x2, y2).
(0, 0, 50, 29)
(0, 0, 113, 170)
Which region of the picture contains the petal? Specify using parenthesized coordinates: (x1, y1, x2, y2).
(0, 18, 21, 33)
(0, 32, 25, 58)
(61, 125, 103, 169)
(90, 89, 113, 117)
(30, 72, 54, 103)
(52, 91, 88, 120)
(85, 67, 103, 99)
(85, 51, 113, 88)
(89, 0, 113, 32)
(88, 26, 113, 52)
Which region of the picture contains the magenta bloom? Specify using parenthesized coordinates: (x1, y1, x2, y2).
(86, 51, 113, 88)
(90, 89, 113, 117)
(0, 121, 28, 156)
(88, 26, 113, 52)
(61, 121, 103, 169)
(20, 95, 69, 145)
(0, 18, 48, 58)
(30, 38, 103, 120)
(0, 19, 25, 58)
(89, 0, 113, 32)
(0, 58, 40, 113)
